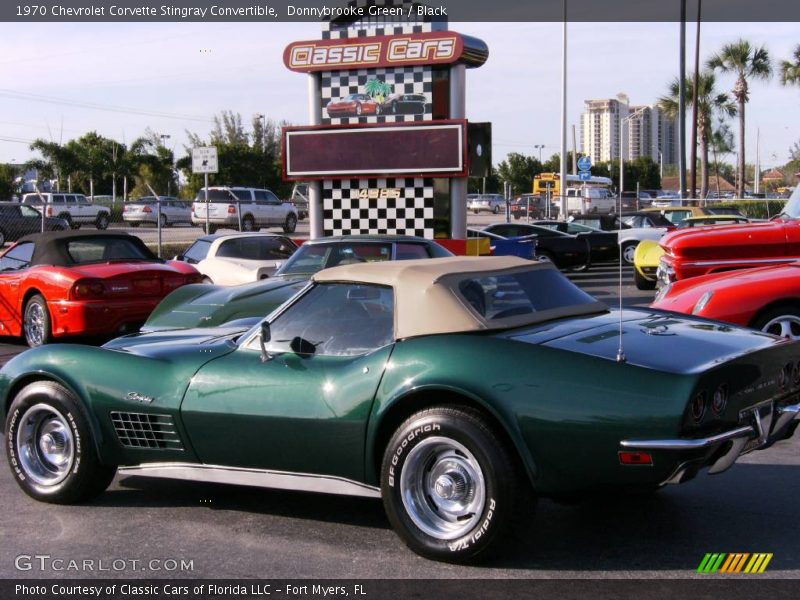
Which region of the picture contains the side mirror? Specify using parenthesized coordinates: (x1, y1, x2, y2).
(290, 336, 316, 356)
(259, 321, 272, 362)
(174, 254, 183, 261)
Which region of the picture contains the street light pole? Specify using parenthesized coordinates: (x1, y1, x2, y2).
(620, 108, 647, 207)
(534, 144, 544, 163)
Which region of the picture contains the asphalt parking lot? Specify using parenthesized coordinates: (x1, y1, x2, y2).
(1, 226, 798, 580)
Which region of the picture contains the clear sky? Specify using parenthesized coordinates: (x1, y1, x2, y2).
(1, 21, 797, 171)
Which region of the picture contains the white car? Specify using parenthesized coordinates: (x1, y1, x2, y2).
(176, 233, 298, 285)
(191, 187, 298, 233)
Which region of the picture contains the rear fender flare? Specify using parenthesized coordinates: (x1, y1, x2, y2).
(366, 383, 539, 489)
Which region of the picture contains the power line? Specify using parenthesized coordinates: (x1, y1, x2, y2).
(0, 89, 214, 123)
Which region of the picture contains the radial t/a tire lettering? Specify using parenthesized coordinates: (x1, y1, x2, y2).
(380, 406, 529, 563)
(5, 381, 116, 504)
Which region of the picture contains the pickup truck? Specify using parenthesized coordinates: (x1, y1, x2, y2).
(21, 192, 111, 230)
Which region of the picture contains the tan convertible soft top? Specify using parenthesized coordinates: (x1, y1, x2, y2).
(313, 256, 605, 339)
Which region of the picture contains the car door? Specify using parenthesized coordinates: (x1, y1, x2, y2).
(0, 242, 35, 330)
(180, 282, 395, 481)
(17, 205, 44, 236)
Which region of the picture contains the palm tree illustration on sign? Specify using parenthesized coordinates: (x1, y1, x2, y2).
(364, 78, 393, 103)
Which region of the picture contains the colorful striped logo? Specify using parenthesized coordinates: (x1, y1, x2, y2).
(697, 553, 773, 574)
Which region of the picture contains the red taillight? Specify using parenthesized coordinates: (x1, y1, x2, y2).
(123, 206, 130, 213)
(185, 273, 204, 284)
(618, 451, 653, 466)
(72, 279, 106, 299)
(46, 206, 54, 217)
(142, 206, 152, 214)
(227, 204, 237, 214)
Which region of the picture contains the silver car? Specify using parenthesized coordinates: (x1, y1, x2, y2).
(123, 197, 193, 227)
(467, 193, 507, 215)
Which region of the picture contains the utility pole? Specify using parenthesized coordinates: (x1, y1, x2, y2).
(689, 0, 702, 200)
(679, 0, 688, 201)
(559, 1, 568, 220)
(160, 134, 171, 197)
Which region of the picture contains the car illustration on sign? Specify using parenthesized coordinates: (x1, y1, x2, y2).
(3, 256, 798, 563)
(325, 94, 381, 117)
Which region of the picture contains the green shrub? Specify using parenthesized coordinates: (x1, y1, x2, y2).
(713, 200, 787, 219)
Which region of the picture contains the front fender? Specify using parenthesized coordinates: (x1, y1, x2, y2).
(0, 344, 210, 466)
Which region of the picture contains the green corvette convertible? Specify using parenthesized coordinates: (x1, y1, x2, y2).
(2, 256, 799, 563)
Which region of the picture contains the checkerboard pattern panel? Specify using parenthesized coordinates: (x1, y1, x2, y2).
(321, 67, 432, 125)
(323, 178, 435, 237)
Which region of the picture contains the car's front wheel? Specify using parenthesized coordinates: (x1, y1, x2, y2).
(621, 242, 638, 265)
(5, 381, 116, 504)
(381, 406, 529, 563)
(283, 213, 297, 233)
(23, 294, 52, 347)
(634, 268, 656, 290)
(95, 213, 109, 230)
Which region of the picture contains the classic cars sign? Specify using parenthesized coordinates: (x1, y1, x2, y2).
(283, 31, 487, 73)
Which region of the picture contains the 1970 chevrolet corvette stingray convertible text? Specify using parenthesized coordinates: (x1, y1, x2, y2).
(2, 256, 799, 563)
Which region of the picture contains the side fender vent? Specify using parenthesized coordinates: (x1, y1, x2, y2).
(110, 412, 184, 450)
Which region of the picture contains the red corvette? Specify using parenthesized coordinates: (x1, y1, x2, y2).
(657, 187, 800, 288)
(0, 231, 201, 347)
(325, 94, 380, 117)
(652, 262, 800, 339)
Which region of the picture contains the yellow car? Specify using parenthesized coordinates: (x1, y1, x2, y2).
(633, 239, 664, 290)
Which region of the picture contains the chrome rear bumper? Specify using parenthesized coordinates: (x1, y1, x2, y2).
(621, 401, 800, 483)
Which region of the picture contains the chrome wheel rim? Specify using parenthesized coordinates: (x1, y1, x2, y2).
(400, 436, 486, 540)
(243, 218, 254, 231)
(24, 302, 46, 346)
(762, 315, 800, 339)
(16, 403, 75, 486)
(623, 244, 637, 264)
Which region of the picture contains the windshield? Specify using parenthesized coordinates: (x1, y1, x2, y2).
(275, 242, 394, 276)
(779, 186, 800, 218)
(65, 238, 155, 264)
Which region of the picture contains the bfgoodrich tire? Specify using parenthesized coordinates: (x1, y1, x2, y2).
(5, 381, 116, 504)
(381, 406, 530, 563)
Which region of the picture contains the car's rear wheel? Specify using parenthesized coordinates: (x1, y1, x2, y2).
(355, 103, 363, 116)
(634, 268, 656, 290)
(621, 242, 638, 265)
(0, 227, 6, 246)
(493, 205, 501, 214)
(751, 305, 800, 339)
(283, 213, 297, 234)
(23, 295, 52, 348)
(159, 213, 169, 228)
(381, 406, 529, 563)
(205, 224, 217, 235)
(95, 213, 109, 230)
(5, 381, 116, 504)
(59, 213, 76, 230)
(129, 222, 139, 228)
(240, 215, 255, 232)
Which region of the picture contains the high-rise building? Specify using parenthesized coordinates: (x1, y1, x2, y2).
(581, 95, 676, 167)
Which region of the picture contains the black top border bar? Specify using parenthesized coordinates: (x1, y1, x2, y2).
(3, 0, 800, 23)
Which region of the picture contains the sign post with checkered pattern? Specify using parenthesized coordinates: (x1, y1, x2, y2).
(282, 0, 488, 243)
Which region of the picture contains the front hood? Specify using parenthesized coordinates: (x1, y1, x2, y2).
(103, 324, 249, 359)
(661, 221, 786, 259)
(505, 308, 787, 374)
(143, 275, 308, 331)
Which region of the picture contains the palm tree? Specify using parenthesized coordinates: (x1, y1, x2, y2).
(27, 139, 78, 191)
(707, 39, 772, 198)
(658, 72, 736, 199)
(709, 119, 735, 196)
(780, 44, 800, 87)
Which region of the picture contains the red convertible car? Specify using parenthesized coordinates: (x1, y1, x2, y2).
(657, 187, 800, 288)
(325, 94, 380, 117)
(652, 262, 800, 339)
(0, 231, 201, 346)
